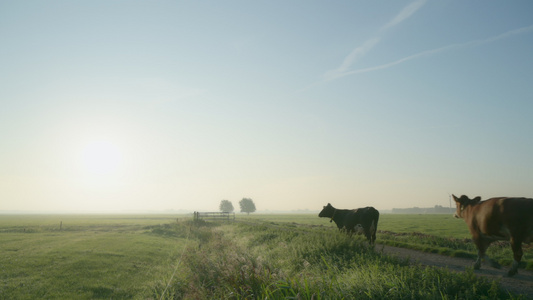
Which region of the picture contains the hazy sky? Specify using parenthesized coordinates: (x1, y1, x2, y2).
(1, 1, 533, 213)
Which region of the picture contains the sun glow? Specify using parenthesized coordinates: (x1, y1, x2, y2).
(81, 140, 123, 176)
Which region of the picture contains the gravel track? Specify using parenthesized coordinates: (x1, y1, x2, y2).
(236, 220, 533, 297)
(378, 243, 533, 298)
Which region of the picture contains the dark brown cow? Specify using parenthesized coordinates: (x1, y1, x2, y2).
(319, 203, 379, 244)
(453, 194, 533, 276)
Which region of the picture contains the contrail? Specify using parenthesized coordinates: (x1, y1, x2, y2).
(381, 0, 427, 31)
(323, 0, 427, 82)
(341, 24, 533, 77)
(323, 38, 380, 81)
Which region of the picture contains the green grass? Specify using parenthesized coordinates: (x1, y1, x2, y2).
(0, 213, 530, 299)
(242, 213, 533, 269)
(242, 212, 471, 238)
(0, 215, 191, 299)
(167, 219, 524, 299)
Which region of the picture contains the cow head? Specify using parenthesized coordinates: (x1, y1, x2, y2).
(452, 194, 481, 218)
(318, 203, 335, 220)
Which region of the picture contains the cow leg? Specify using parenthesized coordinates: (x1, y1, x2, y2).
(473, 239, 491, 270)
(363, 227, 372, 244)
(370, 221, 377, 245)
(508, 237, 523, 277)
(473, 254, 482, 270)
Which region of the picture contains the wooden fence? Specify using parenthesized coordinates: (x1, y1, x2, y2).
(193, 211, 235, 222)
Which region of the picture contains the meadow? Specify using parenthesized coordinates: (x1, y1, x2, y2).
(0, 213, 529, 299)
(0, 214, 187, 299)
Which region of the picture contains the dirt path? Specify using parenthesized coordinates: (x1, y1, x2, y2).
(238, 220, 533, 296)
(377, 243, 533, 298)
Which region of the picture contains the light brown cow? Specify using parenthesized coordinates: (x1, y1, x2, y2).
(453, 194, 533, 276)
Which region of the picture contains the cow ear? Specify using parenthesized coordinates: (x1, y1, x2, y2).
(473, 196, 481, 202)
(453, 194, 466, 204)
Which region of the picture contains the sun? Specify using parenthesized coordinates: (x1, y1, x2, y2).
(81, 140, 122, 175)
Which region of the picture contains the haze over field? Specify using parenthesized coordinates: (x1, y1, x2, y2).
(1, 1, 532, 213)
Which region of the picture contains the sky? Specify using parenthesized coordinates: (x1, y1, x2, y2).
(1, 0, 533, 213)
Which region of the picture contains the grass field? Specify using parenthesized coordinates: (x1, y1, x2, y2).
(0, 213, 529, 299)
(0, 215, 190, 299)
(246, 213, 472, 238)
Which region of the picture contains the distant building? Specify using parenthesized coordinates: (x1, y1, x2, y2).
(392, 205, 452, 214)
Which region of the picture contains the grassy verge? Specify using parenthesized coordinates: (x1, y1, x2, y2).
(376, 230, 533, 271)
(246, 213, 533, 272)
(162, 220, 526, 299)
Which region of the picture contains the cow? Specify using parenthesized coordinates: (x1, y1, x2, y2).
(453, 194, 533, 277)
(318, 203, 379, 245)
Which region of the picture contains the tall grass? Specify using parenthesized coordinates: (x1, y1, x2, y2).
(162, 220, 524, 299)
(246, 213, 533, 271)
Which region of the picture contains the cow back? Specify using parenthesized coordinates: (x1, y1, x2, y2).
(469, 197, 533, 242)
(344, 207, 379, 232)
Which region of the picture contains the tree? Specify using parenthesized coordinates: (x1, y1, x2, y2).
(219, 199, 234, 213)
(239, 198, 256, 215)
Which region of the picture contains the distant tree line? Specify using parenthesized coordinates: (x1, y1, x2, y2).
(219, 198, 256, 215)
(392, 205, 452, 214)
